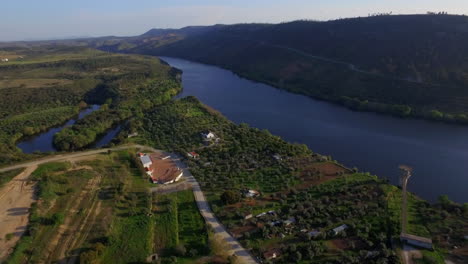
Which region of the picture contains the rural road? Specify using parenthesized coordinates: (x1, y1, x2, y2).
(0, 145, 257, 264)
(0, 144, 154, 173)
(172, 155, 258, 264)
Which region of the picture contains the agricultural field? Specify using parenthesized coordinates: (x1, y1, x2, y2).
(4, 150, 213, 264)
(128, 97, 468, 263)
(152, 190, 210, 263)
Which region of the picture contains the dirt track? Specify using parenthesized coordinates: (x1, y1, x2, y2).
(0, 165, 37, 262)
(0, 145, 257, 263)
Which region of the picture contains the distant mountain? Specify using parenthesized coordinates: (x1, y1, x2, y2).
(95, 15, 468, 122)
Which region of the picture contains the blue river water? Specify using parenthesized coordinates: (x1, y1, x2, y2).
(161, 56, 468, 203)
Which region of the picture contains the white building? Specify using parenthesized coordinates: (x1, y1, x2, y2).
(400, 233, 433, 249)
(1, 58, 8, 62)
(202, 131, 216, 140)
(139, 154, 152, 168)
(332, 224, 348, 235)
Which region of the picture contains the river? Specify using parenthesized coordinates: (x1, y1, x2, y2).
(161, 56, 468, 203)
(16, 105, 121, 154)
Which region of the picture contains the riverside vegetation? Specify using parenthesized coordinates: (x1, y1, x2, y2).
(87, 14, 468, 124)
(0, 45, 181, 166)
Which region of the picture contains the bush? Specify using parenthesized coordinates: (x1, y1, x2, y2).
(174, 244, 187, 256)
(221, 190, 241, 205)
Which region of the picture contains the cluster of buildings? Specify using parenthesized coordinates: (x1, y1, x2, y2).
(138, 152, 183, 185)
(1, 58, 8, 62)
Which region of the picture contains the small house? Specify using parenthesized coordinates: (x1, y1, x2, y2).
(400, 233, 433, 250)
(244, 189, 260, 198)
(127, 132, 138, 138)
(256, 212, 267, 218)
(332, 224, 348, 235)
(187, 152, 199, 159)
(1, 58, 8, 62)
(273, 154, 282, 161)
(244, 214, 253, 220)
(202, 131, 216, 140)
(263, 249, 281, 260)
(283, 217, 296, 226)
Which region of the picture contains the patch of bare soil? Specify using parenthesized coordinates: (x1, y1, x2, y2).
(43, 170, 102, 263)
(0, 165, 37, 262)
(231, 224, 257, 238)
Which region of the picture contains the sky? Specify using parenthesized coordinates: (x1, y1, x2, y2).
(1, 0, 468, 41)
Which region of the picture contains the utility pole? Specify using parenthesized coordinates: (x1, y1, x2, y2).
(399, 165, 412, 234)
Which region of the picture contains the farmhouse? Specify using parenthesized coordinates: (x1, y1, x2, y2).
(400, 233, 433, 249)
(332, 224, 348, 235)
(150, 152, 183, 184)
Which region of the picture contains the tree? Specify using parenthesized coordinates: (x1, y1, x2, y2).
(429, 110, 444, 120)
(174, 244, 187, 256)
(221, 190, 241, 205)
(438, 195, 451, 209)
(463, 203, 468, 217)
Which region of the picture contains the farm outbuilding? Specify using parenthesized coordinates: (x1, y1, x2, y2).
(332, 224, 348, 235)
(400, 233, 433, 249)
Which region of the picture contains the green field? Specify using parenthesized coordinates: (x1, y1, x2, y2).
(153, 190, 210, 263)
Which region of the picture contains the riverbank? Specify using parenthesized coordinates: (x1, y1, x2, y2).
(160, 57, 468, 204)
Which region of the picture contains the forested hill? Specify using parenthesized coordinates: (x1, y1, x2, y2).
(93, 14, 468, 123)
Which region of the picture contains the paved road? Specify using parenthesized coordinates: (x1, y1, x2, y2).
(0, 145, 257, 264)
(171, 155, 258, 264)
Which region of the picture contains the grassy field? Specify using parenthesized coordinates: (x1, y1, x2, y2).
(153, 190, 210, 263)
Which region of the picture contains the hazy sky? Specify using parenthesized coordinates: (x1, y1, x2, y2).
(2, 0, 467, 41)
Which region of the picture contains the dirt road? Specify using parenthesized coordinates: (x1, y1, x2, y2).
(0, 145, 257, 263)
(0, 165, 37, 262)
(0, 145, 153, 174)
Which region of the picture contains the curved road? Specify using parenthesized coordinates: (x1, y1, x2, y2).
(0, 145, 257, 264)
